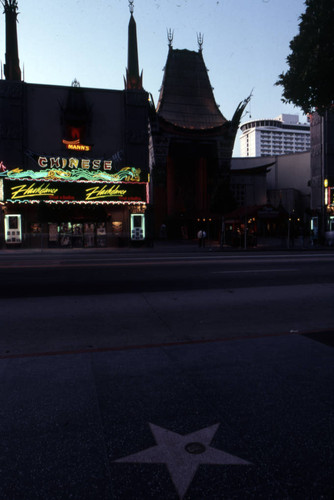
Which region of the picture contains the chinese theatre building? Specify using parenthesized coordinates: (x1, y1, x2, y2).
(151, 32, 249, 240)
(0, 1, 152, 248)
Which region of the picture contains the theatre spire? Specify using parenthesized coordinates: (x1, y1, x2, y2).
(124, 0, 142, 90)
(1, 0, 21, 81)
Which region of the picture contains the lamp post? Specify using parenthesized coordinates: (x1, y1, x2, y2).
(220, 216, 225, 249)
(244, 213, 247, 250)
(324, 178, 328, 235)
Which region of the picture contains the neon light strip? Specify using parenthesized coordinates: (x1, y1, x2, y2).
(62, 139, 80, 145)
(7, 200, 146, 205)
(5, 179, 148, 184)
(146, 182, 150, 204)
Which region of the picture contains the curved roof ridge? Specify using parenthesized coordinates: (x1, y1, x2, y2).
(156, 47, 227, 130)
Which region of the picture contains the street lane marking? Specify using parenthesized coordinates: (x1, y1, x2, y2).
(1, 252, 333, 263)
(1, 252, 333, 269)
(0, 261, 304, 270)
(213, 268, 297, 274)
(1, 252, 334, 264)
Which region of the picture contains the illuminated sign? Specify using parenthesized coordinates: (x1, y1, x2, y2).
(27, 150, 127, 171)
(10, 183, 59, 200)
(37, 156, 112, 170)
(85, 185, 127, 201)
(66, 144, 92, 152)
(131, 213, 145, 240)
(4, 180, 147, 203)
(62, 139, 92, 152)
(0, 166, 147, 183)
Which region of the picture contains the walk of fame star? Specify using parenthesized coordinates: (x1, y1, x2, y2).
(114, 423, 252, 498)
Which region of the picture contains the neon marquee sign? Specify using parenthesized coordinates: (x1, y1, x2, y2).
(85, 185, 127, 200)
(62, 139, 92, 152)
(10, 183, 59, 200)
(37, 156, 112, 171)
(66, 144, 92, 152)
(4, 180, 147, 203)
(0, 166, 146, 183)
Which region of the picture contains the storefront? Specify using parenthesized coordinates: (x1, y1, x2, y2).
(0, 78, 151, 249)
(0, 164, 149, 248)
(222, 204, 289, 248)
(0, 1, 154, 249)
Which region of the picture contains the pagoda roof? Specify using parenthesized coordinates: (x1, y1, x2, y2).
(156, 48, 227, 131)
(231, 157, 275, 174)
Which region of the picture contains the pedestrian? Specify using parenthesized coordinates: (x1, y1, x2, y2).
(197, 229, 206, 247)
(159, 223, 167, 240)
(202, 229, 207, 247)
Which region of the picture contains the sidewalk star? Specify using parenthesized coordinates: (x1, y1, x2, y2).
(114, 423, 252, 498)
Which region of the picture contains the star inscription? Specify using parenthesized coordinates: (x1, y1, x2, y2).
(114, 423, 251, 498)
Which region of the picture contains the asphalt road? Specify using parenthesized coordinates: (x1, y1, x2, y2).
(0, 249, 333, 356)
(0, 248, 334, 297)
(1, 248, 333, 499)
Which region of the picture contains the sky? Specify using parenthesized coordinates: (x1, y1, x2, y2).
(0, 0, 307, 156)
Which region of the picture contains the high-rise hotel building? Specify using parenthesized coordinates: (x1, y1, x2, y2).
(240, 114, 310, 157)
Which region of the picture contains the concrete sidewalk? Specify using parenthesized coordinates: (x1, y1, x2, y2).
(0, 236, 333, 255)
(1, 332, 334, 499)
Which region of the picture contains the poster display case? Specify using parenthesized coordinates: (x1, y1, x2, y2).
(5, 214, 22, 245)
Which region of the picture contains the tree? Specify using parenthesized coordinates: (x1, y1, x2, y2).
(276, 0, 334, 115)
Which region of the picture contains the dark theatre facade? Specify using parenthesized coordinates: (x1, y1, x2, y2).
(0, 1, 151, 248)
(151, 36, 248, 240)
(0, 1, 247, 248)
(0, 81, 151, 248)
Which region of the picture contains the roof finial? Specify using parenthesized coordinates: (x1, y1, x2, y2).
(197, 32, 204, 52)
(1, 1, 19, 13)
(129, 0, 134, 15)
(71, 78, 80, 87)
(167, 28, 174, 48)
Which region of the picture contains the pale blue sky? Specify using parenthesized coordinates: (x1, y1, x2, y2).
(1, 0, 307, 155)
